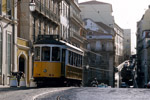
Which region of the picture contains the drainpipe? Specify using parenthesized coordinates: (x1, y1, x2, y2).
(12, 0, 16, 73)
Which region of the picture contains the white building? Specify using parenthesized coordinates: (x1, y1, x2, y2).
(0, 0, 18, 85)
(114, 23, 124, 66)
(60, 0, 69, 40)
(123, 29, 131, 60)
(79, 0, 124, 67)
(69, 0, 85, 48)
(79, 0, 114, 28)
(84, 18, 115, 87)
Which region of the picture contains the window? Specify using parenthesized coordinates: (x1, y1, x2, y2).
(7, 0, 11, 19)
(48, 25, 50, 35)
(39, 20, 41, 35)
(44, 23, 46, 35)
(52, 47, 60, 61)
(68, 51, 71, 65)
(34, 47, 40, 61)
(51, 0, 54, 11)
(42, 47, 50, 61)
(73, 53, 76, 66)
(63, 3, 65, 16)
(66, 5, 68, 17)
(7, 33, 11, 74)
(0, 0, 2, 15)
(0, 27, 2, 75)
(80, 55, 82, 67)
(48, 0, 50, 9)
(33, 18, 35, 42)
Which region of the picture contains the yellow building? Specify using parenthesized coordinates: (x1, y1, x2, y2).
(17, 37, 30, 87)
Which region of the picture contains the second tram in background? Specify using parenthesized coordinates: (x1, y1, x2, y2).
(33, 35, 83, 87)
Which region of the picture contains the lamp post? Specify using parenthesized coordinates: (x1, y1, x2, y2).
(145, 61, 148, 86)
(83, 65, 89, 87)
(29, 0, 36, 85)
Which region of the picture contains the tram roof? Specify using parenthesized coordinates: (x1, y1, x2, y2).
(60, 40, 83, 53)
(34, 39, 65, 45)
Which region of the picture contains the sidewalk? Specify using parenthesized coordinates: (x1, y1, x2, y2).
(0, 85, 10, 88)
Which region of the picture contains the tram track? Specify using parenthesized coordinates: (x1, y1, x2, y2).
(32, 88, 72, 100)
(56, 95, 61, 100)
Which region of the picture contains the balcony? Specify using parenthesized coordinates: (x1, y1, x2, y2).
(70, 30, 84, 43)
(70, 12, 83, 25)
(34, 0, 60, 24)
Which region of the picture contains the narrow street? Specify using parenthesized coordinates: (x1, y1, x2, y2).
(1, 87, 150, 100)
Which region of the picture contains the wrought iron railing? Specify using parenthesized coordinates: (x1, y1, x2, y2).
(34, 0, 59, 23)
(70, 30, 84, 42)
(70, 12, 83, 25)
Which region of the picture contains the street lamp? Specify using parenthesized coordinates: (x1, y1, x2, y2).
(29, 0, 36, 12)
(86, 65, 89, 70)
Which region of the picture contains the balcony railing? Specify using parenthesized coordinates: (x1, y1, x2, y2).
(70, 30, 84, 42)
(34, 0, 60, 23)
(70, 12, 83, 25)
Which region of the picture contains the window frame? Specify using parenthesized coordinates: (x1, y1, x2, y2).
(51, 46, 61, 62)
(41, 46, 51, 61)
(7, 32, 11, 75)
(0, 26, 2, 75)
(0, 0, 2, 15)
(34, 47, 41, 61)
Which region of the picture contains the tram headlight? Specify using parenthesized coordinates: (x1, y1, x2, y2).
(43, 69, 47, 73)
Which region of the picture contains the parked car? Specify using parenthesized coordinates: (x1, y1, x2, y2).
(147, 82, 150, 88)
(98, 83, 108, 88)
(121, 82, 127, 88)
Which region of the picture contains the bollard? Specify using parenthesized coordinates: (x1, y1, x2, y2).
(30, 78, 37, 87)
(20, 77, 26, 87)
(10, 76, 17, 87)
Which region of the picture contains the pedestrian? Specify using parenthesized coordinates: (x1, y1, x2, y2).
(91, 78, 98, 87)
(16, 71, 23, 86)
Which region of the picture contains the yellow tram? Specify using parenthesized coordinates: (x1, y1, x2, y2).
(33, 35, 83, 86)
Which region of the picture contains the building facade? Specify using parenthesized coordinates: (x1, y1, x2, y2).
(69, 0, 85, 48)
(79, 0, 124, 67)
(136, 6, 150, 87)
(0, 0, 18, 85)
(79, 1, 114, 28)
(123, 29, 131, 60)
(83, 18, 115, 87)
(114, 23, 124, 66)
(59, 0, 69, 40)
(17, 0, 61, 86)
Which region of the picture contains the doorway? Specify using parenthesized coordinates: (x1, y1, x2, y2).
(19, 56, 25, 73)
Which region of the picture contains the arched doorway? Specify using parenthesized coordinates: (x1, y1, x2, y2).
(19, 56, 25, 73)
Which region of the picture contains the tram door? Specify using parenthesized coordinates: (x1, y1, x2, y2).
(61, 49, 66, 76)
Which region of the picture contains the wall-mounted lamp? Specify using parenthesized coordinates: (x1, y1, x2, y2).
(29, 0, 36, 12)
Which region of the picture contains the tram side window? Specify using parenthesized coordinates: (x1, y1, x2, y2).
(34, 47, 40, 61)
(42, 47, 50, 61)
(68, 51, 71, 65)
(73, 53, 76, 66)
(81, 56, 83, 67)
(71, 52, 73, 65)
(75, 54, 78, 66)
(52, 47, 60, 61)
(77, 54, 80, 67)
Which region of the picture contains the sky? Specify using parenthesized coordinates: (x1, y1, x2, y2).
(79, 0, 150, 54)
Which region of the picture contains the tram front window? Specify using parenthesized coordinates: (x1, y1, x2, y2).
(52, 47, 60, 61)
(35, 47, 40, 61)
(42, 47, 50, 61)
